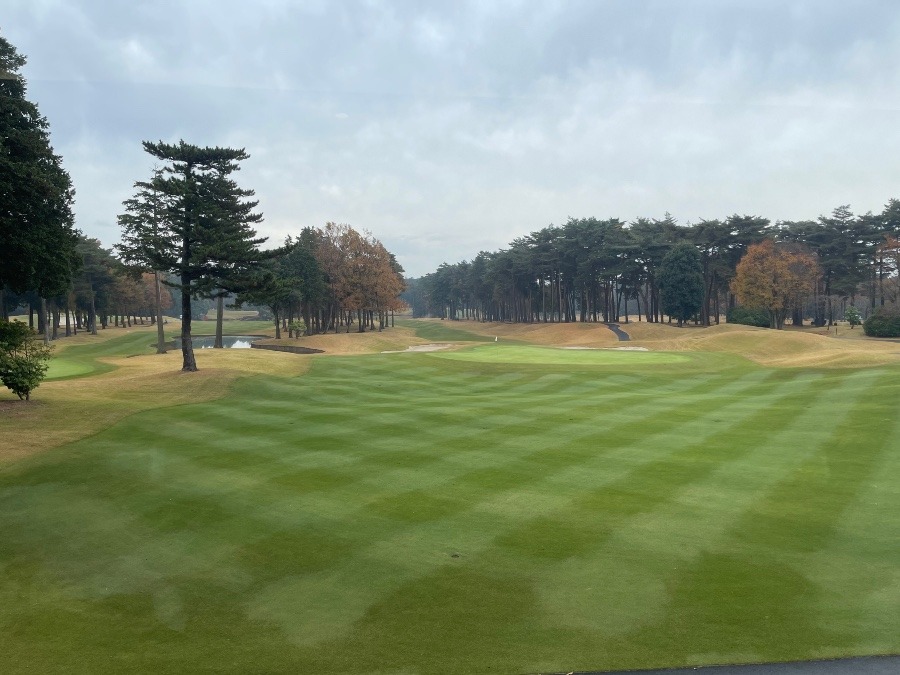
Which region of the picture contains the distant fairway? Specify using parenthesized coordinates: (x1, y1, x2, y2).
(434, 343, 691, 365)
(0, 322, 898, 673)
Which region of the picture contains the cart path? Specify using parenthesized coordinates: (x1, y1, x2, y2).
(605, 323, 631, 341)
(540, 654, 900, 675)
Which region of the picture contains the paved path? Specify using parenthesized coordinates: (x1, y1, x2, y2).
(605, 323, 630, 341)
(542, 655, 900, 675)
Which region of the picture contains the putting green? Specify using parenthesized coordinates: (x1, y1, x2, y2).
(1, 341, 898, 673)
(44, 358, 96, 379)
(431, 343, 690, 365)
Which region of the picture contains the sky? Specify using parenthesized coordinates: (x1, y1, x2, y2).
(6, 0, 900, 277)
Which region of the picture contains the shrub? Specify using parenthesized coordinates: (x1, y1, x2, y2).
(727, 306, 770, 328)
(0, 320, 53, 401)
(289, 320, 307, 338)
(863, 309, 900, 337)
(844, 306, 862, 327)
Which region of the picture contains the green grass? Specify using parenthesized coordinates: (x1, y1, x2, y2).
(396, 317, 500, 342)
(433, 343, 692, 366)
(44, 320, 276, 380)
(45, 330, 165, 380)
(1, 343, 898, 673)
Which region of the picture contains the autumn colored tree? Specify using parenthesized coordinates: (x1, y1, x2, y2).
(731, 239, 819, 329)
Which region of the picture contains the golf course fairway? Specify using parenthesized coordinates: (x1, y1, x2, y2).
(0, 321, 898, 674)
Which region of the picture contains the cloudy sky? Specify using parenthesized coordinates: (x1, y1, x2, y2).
(7, 1, 900, 276)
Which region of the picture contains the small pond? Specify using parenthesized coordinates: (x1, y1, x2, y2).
(172, 335, 264, 349)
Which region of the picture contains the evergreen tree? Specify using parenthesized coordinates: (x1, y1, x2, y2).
(657, 242, 704, 327)
(138, 140, 267, 371)
(0, 33, 79, 323)
(117, 170, 174, 353)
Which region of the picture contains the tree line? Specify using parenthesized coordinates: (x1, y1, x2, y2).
(407, 206, 900, 328)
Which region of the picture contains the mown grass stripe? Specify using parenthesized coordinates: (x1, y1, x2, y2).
(1, 342, 897, 674)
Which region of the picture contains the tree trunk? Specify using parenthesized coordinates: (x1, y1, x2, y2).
(154, 271, 167, 354)
(40, 297, 50, 344)
(214, 294, 224, 348)
(51, 301, 59, 340)
(180, 279, 198, 372)
(89, 287, 98, 335)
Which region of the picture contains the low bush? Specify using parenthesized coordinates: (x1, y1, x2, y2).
(727, 306, 770, 328)
(863, 309, 900, 337)
(0, 320, 53, 401)
(844, 306, 862, 327)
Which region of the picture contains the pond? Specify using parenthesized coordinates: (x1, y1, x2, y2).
(172, 335, 264, 349)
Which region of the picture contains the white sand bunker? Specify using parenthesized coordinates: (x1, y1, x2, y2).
(382, 343, 454, 353)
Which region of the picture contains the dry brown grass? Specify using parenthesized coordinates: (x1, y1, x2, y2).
(263, 325, 428, 354)
(621, 322, 900, 368)
(451, 320, 621, 347)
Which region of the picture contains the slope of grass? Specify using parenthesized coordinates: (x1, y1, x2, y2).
(45, 329, 164, 380)
(396, 317, 499, 342)
(1, 336, 898, 673)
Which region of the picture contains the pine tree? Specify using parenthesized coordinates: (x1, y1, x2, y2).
(657, 242, 704, 327)
(0, 33, 79, 325)
(117, 170, 174, 353)
(137, 140, 267, 371)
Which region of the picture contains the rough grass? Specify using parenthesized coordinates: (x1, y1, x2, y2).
(0, 319, 898, 673)
(625, 323, 900, 368)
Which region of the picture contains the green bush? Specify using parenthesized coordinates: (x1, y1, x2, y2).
(727, 306, 770, 328)
(289, 320, 307, 337)
(844, 306, 862, 327)
(0, 320, 53, 401)
(863, 309, 900, 337)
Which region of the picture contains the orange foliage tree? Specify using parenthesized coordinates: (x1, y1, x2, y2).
(315, 223, 405, 333)
(731, 239, 819, 329)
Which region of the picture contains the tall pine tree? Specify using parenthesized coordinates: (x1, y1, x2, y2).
(137, 141, 266, 371)
(117, 170, 173, 353)
(0, 33, 79, 325)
